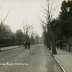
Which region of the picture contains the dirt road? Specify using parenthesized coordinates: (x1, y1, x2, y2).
(0, 44, 63, 72)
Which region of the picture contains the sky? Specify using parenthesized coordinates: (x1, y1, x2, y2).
(0, 0, 63, 37)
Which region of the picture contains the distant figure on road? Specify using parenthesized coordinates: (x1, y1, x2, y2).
(24, 41, 30, 49)
(24, 41, 27, 49)
(28, 42, 30, 49)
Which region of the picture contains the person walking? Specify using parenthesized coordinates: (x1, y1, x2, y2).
(24, 41, 27, 49)
(28, 42, 30, 49)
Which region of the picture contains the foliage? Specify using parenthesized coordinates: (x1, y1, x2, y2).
(30, 35, 35, 45)
(59, 0, 72, 39)
(16, 29, 24, 45)
(0, 23, 17, 47)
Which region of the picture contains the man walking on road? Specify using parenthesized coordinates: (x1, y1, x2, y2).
(24, 41, 27, 49)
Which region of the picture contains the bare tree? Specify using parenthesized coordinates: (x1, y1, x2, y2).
(41, 0, 58, 54)
(23, 24, 33, 36)
(22, 21, 34, 43)
(0, 7, 11, 24)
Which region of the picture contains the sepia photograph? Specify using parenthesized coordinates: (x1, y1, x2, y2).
(0, 0, 72, 72)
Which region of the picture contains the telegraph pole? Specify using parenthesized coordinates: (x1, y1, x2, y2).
(47, 0, 57, 54)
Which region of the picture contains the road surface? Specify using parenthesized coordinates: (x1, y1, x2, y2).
(0, 44, 63, 72)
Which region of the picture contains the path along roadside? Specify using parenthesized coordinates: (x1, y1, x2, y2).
(50, 49, 72, 72)
(0, 46, 19, 51)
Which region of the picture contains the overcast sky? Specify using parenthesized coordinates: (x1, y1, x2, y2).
(0, 0, 63, 37)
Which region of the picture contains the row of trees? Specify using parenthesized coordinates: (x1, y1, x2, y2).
(16, 26, 35, 46)
(0, 23, 16, 46)
(42, 0, 72, 54)
(0, 22, 43, 47)
(0, 6, 43, 47)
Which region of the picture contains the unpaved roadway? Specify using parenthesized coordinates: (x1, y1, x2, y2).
(0, 44, 63, 72)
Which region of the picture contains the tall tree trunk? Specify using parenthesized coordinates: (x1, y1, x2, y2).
(52, 40, 57, 54)
(51, 31, 57, 54)
(47, 31, 51, 50)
